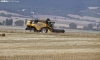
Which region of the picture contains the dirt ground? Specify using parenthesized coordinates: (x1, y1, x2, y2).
(0, 30, 100, 60)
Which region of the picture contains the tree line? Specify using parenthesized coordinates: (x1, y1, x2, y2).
(0, 19, 100, 31)
(59, 22, 100, 31)
(0, 19, 26, 26)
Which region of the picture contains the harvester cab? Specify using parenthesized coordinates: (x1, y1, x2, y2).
(25, 18, 65, 33)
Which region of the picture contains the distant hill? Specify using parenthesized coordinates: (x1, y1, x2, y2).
(0, 0, 100, 18)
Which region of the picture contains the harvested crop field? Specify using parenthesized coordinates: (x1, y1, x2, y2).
(0, 30, 100, 60)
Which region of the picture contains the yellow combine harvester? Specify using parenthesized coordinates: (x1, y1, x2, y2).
(25, 18, 65, 33)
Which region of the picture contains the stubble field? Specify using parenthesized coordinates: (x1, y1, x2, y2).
(0, 30, 100, 60)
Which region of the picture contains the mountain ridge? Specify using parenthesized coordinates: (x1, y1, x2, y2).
(0, 0, 100, 18)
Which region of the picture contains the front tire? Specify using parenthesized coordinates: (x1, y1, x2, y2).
(30, 28, 36, 32)
(41, 28, 48, 33)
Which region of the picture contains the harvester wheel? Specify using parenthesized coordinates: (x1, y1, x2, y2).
(41, 28, 48, 33)
(30, 28, 36, 32)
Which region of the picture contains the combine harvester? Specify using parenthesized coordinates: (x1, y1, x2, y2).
(25, 18, 65, 33)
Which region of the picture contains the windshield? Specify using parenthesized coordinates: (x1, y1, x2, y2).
(48, 22, 55, 28)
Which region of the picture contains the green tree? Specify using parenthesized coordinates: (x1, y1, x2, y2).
(69, 23, 77, 29)
(0, 22, 3, 25)
(83, 26, 88, 30)
(97, 22, 100, 30)
(88, 23, 93, 30)
(15, 20, 24, 26)
(3, 21, 6, 25)
(5, 19, 13, 25)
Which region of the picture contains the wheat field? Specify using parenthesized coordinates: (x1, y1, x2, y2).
(0, 30, 100, 60)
